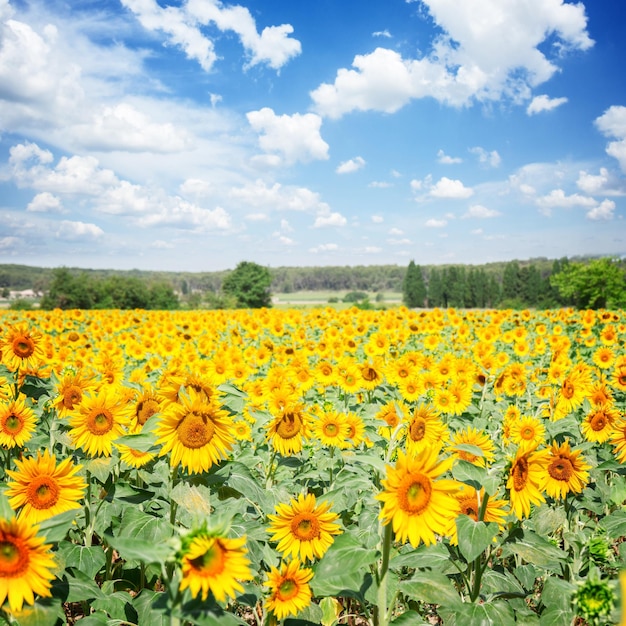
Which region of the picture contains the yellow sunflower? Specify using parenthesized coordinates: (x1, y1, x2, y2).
(404, 404, 448, 456)
(344, 412, 367, 447)
(179, 531, 252, 603)
(115, 444, 156, 469)
(506, 447, 549, 519)
(509, 415, 547, 452)
(609, 419, 626, 463)
(542, 440, 591, 500)
(447, 427, 496, 467)
(129, 385, 162, 432)
(69, 389, 132, 457)
(450, 485, 509, 544)
(0, 396, 37, 449)
(155, 388, 234, 474)
(5, 450, 87, 524)
(264, 559, 314, 620)
(53, 369, 96, 419)
(266, 403, 310, 456)
(312, 410, 351, 449)
(0, 322, 44, 372)
(376, 447, 461, 548)
(267, 493, 342, 562)
(581, 406, 619, 444)
(0, 517, 56, 613)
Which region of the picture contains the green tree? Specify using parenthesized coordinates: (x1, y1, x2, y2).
(40, 268, 99, 309)
(550, 257, 626, 309)
(403, 261, 427, 308)
(222, 261, 272, 308)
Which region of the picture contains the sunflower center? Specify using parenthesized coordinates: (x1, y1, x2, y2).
(322, 422, 339, 437)
(362, 367, 378, 382)
(277, 578, 299, 601)
(409, 418, 426, 442)
(398, 473, 432, 514)
(63, 385, 83, 410)
(0, 538, 29, 576)
(460, 499, 478, 521)
(86, 409, 114, 436)
(276, 412, 302, 440)
(590, 412, 608, 431)
(12, 336, 35, 359)
(136, 398, 160, 425)
(27, 477, 60, 510)
(512, 457, 529, 492)
(176, 412, 215, 449)
(548, 457, 573, 481)
(189, 540, 225, 577)
(521, 427, 535, 440)
(3, 413, 24, 435)
(291, 513, 321, 542)
(561, 381, 575, 399)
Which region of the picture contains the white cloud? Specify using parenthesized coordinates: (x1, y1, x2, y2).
(536, 189, 597, 212)
(121, 0, 301, 71)
(365, 246, 382, 253)
(371, 215, 384, 223)
(437, 149, 462, 164)
(244, 212, 269, 221)
(136, 202, 232, 230)
(247, 107, 329, 165)
(576, 168, 624, 196)
(56, 220, 104, 240)
(151, 240, 175, 249)
(527, 94, 568, 115)
(470, 146, 501, 167)
(595, 106, 626, 173)
(229, 179, 329, 213)
(586, 199, 615, 221)
(313, 210, 347, 228)
(425, 218, 447, 227)
(311, 0, 592, 118)
(368, 181, 392, 188)
(336, 156, 365, 174)
(463, 204, 501, 218)
(373, 29, 392, 38)
(310, 243, 338, 252)
(388, 227, 404, 235)
(26, 191, 64, 213)
(471, 228, 483, 235)
(430, 176, 474, 199)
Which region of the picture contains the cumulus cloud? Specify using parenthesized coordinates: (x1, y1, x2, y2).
(313, 208, 347, 228)
(429, 177, 474, 199)
(576, 168, 624, 196)
(527, 94, 568, 115)
(586, 199, 615, 221)
(470, 146, 501, 167)
(229, 178, 329, 213)
(310, 243, 339, 252)
(425, 218, 447, 227)
(121, 0, 301, 71)
(26, 191, 64, 213)
(595, 106, 626, 173)
(311, 0, 592, 118)
(463, 204, 501, 218)
(388, 227, 404, 235)
(371, 215, 384, 223)
(368, 181, 392, 188)
(336, 156, 365, 174)
(437, 149, 462, 164)
(536, 189, 597, 213)
(56, 220, 104, 240)
(247, 108, 329, 165)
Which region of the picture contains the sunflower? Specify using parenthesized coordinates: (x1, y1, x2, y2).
(52, 369, 96, 419)
(397, 374, 424, 403)
(266, 403, 310, 456)
(553, 366, 592, 419)
(611, 363, 626, 392)
(5, 450, 87, 524)
(264, 559, 314, 620)
(592, 346, 615, 370)
(509, 415, 547, 452)
(580, 406, 619, 444)
(267, 493, 342, 562)
(609, 419, 626, 463)
(232, 420, 252, 442)
(312, 410, 351, 449)
(179, 531, 252, 603)
(0, 396, 37, 449)
(129, 386, 162, 431)
(344, 412, 367, 447)
(376, 447, 460, 548)
(0, 517, 56, 613)
(404, 404, 448, 456)
(450, 485, 508, 544)
(156, 388, 234, 474)
(115, 444, 156, 469)
(447, 426, 496, 467)
(0, 322, 44, 372)
(506, 447, 549, 519)
(69, 389, 132, 457)
(542, 440, 591, 500)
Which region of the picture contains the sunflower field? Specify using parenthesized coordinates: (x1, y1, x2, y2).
(0, 305, 625, 626)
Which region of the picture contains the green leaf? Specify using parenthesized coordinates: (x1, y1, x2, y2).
(36, 509, 79, 543)
(113, 431, 158, 452)
(92, 590, 138, 622)
(452, 600, 515, 625)
(117, 507, 173, 543)
(456, 516, 499, 563)
(68, 615, 108, 626)
(539, 607, 574, 626)
(541, 577, 575, 611)
(84, 456, 115, 483)
(0, 485, 14, 519)
(391, 611, 429, 625)
(399, 572, 463, 610)
(320, 597, 341, 626)
(58, 544, 106, 579)
(132, 589, 169, 626)
(391, 542, 454, 573)
(501, 530, 567, 570)
(481, 569, 526, 597)
(452, 461, 487, 490)
(514, 564, 538, 591)
(222, 461, 274, 513)
(52, 569, 106, 603)
(600, 510, 626, 540)
(103, 533, 173, 564)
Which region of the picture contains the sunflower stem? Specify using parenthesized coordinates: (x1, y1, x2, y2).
(375, 521, 394, 626)
(84, 469, 92, 547)
(469, 492, 491, 602)
(265, 448, 277, 489)
(170, 465, 180, 527)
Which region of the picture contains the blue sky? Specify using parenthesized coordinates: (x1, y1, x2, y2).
(0, 0, 625, 272)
